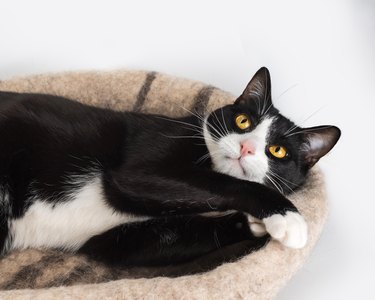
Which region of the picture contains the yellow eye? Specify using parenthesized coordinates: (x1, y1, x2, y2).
(269, 145, 288, 159)
(235, 114, 251, 130)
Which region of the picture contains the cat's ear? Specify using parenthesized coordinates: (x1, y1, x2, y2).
(301, 126, 341, 168)
(235, 67, 272, 110)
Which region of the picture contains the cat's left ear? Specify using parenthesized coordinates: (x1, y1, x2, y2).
(301, 125, 341, 168)
(235, 67, 272, 111)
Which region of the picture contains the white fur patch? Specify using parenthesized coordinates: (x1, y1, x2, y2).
(203, 117, 274, 184)
(248, 215, 267, 237)
(263, 211, 308, 249)
(8, 176, 147, 251)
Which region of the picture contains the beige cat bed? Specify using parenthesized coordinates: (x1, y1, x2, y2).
(0, 71, 328, 299)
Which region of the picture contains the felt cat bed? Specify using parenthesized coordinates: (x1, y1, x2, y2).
(0, 71, 328, 299)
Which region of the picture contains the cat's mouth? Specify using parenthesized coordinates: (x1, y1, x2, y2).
(223, 154, 267, 184)
(225, 156, 247, 176)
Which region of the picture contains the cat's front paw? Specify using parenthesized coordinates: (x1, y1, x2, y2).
(263, 211, 308, 249)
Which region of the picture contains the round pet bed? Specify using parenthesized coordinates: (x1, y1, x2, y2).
(0, 70, 328, 299)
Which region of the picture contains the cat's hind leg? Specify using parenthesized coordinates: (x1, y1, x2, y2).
(78, 212, 270, 269)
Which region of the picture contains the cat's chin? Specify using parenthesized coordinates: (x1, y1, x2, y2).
(225, 157, 247, 176)
(216, 157, 265, 185)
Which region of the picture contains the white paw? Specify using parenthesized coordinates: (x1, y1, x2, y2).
(248, 215, 267, 237)
(263, 211, 308, 249)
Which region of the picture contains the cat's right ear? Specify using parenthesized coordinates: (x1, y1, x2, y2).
(235, 67, 272, 111)
(300, 125, 341, 168)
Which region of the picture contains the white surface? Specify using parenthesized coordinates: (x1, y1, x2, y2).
(0, 0, 373, 299)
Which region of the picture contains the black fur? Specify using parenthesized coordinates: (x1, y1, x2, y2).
(0, 68, 340, 272)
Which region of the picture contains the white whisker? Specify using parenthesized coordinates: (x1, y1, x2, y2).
(285, 125, 332, 138)
(265, 174, 283, 194)
(284, 106, 325, 136)
(212, 111, 226, 138)
(268, 172, 295, 194)
(274, 84, 298, 102)
(220, 108, 230, 136)
(154, 116, 203, 132)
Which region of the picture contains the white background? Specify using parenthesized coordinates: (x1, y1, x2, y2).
(0, 0, 374, 299)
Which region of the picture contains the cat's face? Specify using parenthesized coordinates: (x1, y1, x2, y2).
(203, 67, 341, 194)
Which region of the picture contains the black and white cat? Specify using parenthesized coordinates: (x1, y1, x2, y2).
(0, 68, 340, 267)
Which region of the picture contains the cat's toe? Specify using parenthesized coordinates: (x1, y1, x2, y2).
(248, 215, 267, 237)
(250, 223, 267, 237)
(281, 211, 308, 248)
(263, 214, 287, 239)
(263, 211, 308, 249)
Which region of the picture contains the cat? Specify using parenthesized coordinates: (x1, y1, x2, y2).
(0, 67, 340, 269)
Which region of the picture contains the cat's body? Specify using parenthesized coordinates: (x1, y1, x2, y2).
(0, 68, 340, 269)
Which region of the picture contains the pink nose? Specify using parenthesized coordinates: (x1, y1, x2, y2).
(240, 141, 256, 157)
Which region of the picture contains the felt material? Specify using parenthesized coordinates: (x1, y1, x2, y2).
(0, 71, 328, 299)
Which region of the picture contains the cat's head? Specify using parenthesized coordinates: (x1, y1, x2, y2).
(203, 67, 341, 194)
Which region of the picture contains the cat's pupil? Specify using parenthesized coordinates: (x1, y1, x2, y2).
(275, 146, 281, 152)
(241, 119, 247, 124)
